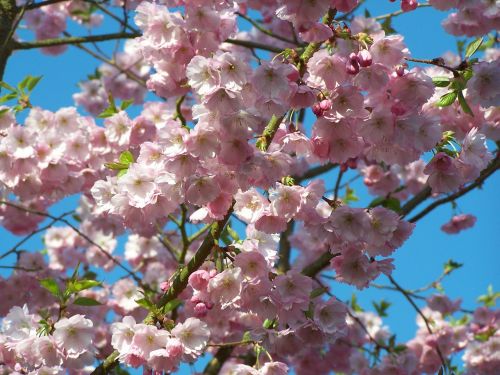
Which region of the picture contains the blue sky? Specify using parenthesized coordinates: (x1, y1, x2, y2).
(1, 1, 498, 373)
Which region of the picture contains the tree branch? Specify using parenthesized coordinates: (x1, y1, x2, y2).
(409, 157, 499, 223)
(11, 31, 140, 50)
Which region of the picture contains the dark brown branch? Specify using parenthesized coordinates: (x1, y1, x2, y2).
(0, 200, 142, 284)
(409, 157, 499, 223)
(388, 275, 448, 369)
(277, 220, 295, 273)
(295, 163, 337, 183)
(11, 31, 140, 50)
(24, 0, 69, 10)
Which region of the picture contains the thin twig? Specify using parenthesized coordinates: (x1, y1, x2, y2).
(388, 275, 448, 369)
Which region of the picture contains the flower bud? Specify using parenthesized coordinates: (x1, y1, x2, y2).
(160, 281, 170, 292)
(319, 99, 332, 111)
(194, 302, 208, 317)
(347, 158, 358, 169)
(395, 65, 406, 77)
(312, 103, 323, 117)
(346, 59, 360, 75)
(357, 50, 372, 67)
(401, 0, 418, 12)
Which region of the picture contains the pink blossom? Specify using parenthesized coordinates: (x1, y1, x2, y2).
(171, 318, 210, 356)
(441, 214, 477, 234)
(53, 315, 94, 358)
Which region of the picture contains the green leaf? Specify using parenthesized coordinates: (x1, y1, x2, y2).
(97, 107, 118, 118)
(163, 298, 182, 313)
(351, 293, 363, 312)
(462, 67, 473, 81)
(104, 162, 129, 170)
(120, 99, 134, 110)
(436, 91, 458, 107)
(242, 331, 252, 342)
(135, 298, 154, 310)
(382, 197, 401, 213)
(226, 225, 240, 242)
(0, 108, 9, 116)
(372, 300, 391, 318)
(117, 169, 128, 177)
(40, 278, 61, 298)
(477, 285, 500, 307)
(0, 81, 16, 92)
(444, 259, 463, 275)
(342, 186, 359, 204)
(18, 76, 31, 91)
(310, 287, 329, 299)
(474, 326, 496, 342)
(0, 92, 18, 103)
(456, 40, 466, 57)
(457, 91, 473, 116)
(449, 314, 470, 326)
(364, 9, 371, 18)
(26, 76, 43, 92)
(381, 17, 397, 35)
(67, 279, 101, 294)
(394, 344, 407, 353)
(432, 77, 451, 88)
(465, 37, 483, 59)
(119, 150, 134, 165)
(73, 297, 102, 306)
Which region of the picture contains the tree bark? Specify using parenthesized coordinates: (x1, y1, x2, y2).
(0, 0, 17, 81)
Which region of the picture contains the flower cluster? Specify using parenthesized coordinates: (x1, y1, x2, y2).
(0, 0, 498, 374)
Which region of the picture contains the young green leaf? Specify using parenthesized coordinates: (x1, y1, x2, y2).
(40, 278, 61, 298)
(119, 150, 134, 165)
(26, 76, 43, 92)
(97, 107, 118, 118)
(444, 259, 463, 274)
(310, 286, 329, 299)
(135, 298, 154, 310)
(432, 77, 451, 88)
(73, 297, 102, 306)
(372, 300, 391, 317)
(67, 279, 102, 294)
(120, 99, 134, 110)
(457, 91, 473, 116)
(436, 91, 458, 107)
(465, 37, 483, 59)
(0, 81, 16, 92)
(0, 108, 9, 116)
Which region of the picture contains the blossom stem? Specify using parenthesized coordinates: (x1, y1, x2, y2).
(374, 2, 431, 21)
(388, 275, 449, 369)
(236, 12, 298, 45)
(404, 56, 459, 75)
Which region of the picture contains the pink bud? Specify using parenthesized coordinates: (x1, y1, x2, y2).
(346, 60, 360, 75)
(319, 99, 332, 111)
(395, 65, 406, 77)
(160, 281, 170, 292)
(347, 158, 358, 169)
(401, 0, 418, 12)
(194, 302, 208, 317)
(357, 50, 372, 67)
(312, 103, 323, 117)
(349, 52, 359, 63)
